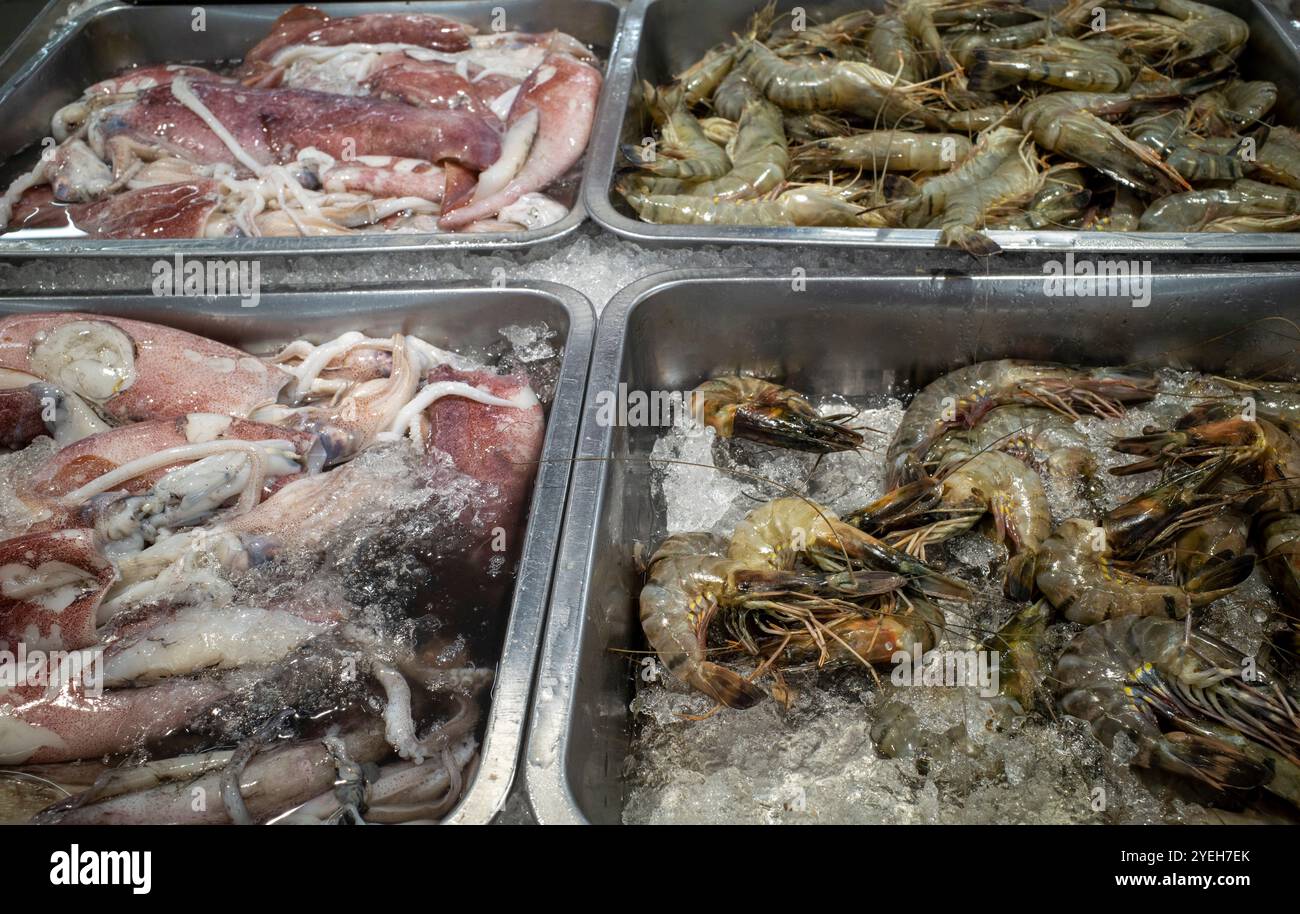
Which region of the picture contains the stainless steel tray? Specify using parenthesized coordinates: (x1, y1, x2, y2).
(522, 267, 1300, 824)
(586, 0, 1300, 253)
(0, 0, 626, 257)
(0, 280, 596, 825)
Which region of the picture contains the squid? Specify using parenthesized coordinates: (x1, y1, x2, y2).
(0, 313, 547, 823)
(0, 4, 603, 238)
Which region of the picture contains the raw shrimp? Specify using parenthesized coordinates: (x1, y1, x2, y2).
(1112, 404, 1300, 511)
(901, 126, 1024, 227)
(691, 375, 864, 452)
(1175, 509, 1250, 591)
(1129, 110, 1246, 183)
(885, 359, 1157, 487)
(1020, 92, 1190, 196)
(1251, 127, 1300, 190)
(625, 99, 789, 201)
(1036, 518, 1249, 623)
(765, 597, 946, 672)
(870, 16, 924, 84)
(926, 402, 1100, 496)
(638, 531, 905, 709)
(626, 84, 731, 181)
(938, 143, 1044, 255)
(1004, 163, 1093, 229)
(1257, 512, 1300, 622)
(793, 131, 971, 173)
(727, 498, 971, 600)
(982, 600, 1053, 713)
(1139, 179, 1300, 232)
(968, 40, 1134, 93)
(850, 450, 1052, 599)
(1057, 615, 1300, 809)
(618, 184, 867, 227)
(735, 40, 950, 130)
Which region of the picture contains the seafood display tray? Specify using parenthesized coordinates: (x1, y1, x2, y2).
(586, 0, 1300, 253)
(522, 267, 1300, 824)
(0, 0, 626, 257)
(0, 281, 595, 824)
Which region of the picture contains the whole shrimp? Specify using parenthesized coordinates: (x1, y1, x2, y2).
(792, 131, 971, 174)
(1191, 79, 1277, 136)
(728, 497, 972, 600)
(1128, 109, 1246, 183)
(640, 520, 935, 708)
(967, 39, 1134, 93)
(1115, 0, 1249, 74)
(1020, 92, 1190, 196)
(926, 401, 1101, 498)
(901, 126, 1024, 227)
(691, 375, 863, 453)
(673, 2, 777, 105)
(762, 597, 946, 673)
(1036, 518, 1250, 623)
(937, 142, 1044, 255)
(734, 40, 950, 131)
(618, 183, 868, 227)
(638, 533, 771, 709)
(770, 9, 876, 64)
(1057, 615, 1300, 810)
(1140, 179, 1300, 232)
(625, 98, 789, 201)
(625, 83, 731, 181)
(949, 0, 1094, 67)
(1112, 402, 1300, 511)
(849, 450, 1052, 599)
(885, 359, 1157, 488)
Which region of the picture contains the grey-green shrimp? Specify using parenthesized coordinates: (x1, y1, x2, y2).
(735, 39, 950, 130)
(1140, 179, 1300, 232)
(626, 83, 731, 181)
(792, 130, 971, 174)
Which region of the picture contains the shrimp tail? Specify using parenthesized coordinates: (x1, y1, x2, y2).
(844, 476, 937, 532)
(1004, 550, 1040, 601)
(965, 49, 1020, 93)
(826, 521, 972, 600)
(939, 223, 1003, 257)
(689, 662, 767, 709)
(621, 143, 659, 169)
(1182, 553, 1256, 596)
(1152, 732, 1271, 793)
